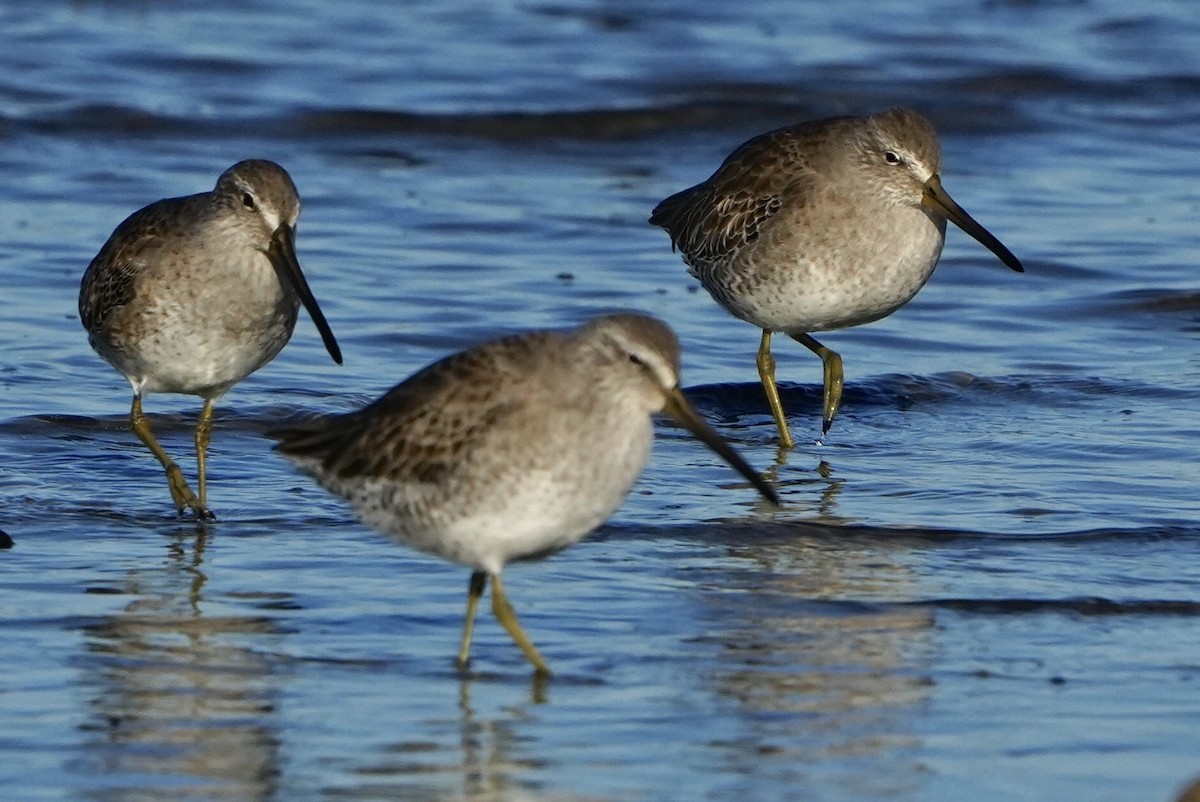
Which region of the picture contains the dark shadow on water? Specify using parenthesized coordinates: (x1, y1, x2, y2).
(599, 516, 1200, 546)
(683, 371, 1197, 427)
(913, 596, 1200, 616)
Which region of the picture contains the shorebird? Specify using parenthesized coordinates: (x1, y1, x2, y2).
(79, 159, 341, 518)
(650, 107, 1024, 448)
(271, 313, 778, 675)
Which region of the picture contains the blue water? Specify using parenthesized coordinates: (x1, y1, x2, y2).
(2, 1, 1200, 800)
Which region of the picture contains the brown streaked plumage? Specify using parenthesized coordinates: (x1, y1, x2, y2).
(270, 313, 778, 676)
(651, 107, 1024, 448)
(80, 159, 341, 519)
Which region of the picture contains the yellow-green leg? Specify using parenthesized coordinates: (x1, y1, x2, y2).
(756, 330, 795, 450)
(194, 398, 216, 511)
(456, 571, 488, 670)
(791, 332, 844, 436)
(130, 395, 207, 518)
(491, 573, 551, 676)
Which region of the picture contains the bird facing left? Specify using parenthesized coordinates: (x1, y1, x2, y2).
(79, 159, 342, 519)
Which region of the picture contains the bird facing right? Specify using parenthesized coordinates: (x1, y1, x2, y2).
(650, 107, 1024, 448)
(270, 313, 778, 676)
(79, 159, 342, 519)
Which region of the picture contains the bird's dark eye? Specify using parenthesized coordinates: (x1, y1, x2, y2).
(628, 353, 646, 367)
(242, 192, 256, 209)
(884, 151, 902, 165)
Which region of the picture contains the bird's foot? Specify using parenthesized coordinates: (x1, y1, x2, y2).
(165, 464, 215, 520)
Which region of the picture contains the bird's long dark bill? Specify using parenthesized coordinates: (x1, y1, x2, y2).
(922, 176, 1024, 273)
(267, 225, 344, 364)
(662, 389, 780, 506)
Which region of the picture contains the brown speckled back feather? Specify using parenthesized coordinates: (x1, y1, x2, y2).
(649, 121, 837, 271)
(79, 194, 207, 335)
(270, 333, 558, 485)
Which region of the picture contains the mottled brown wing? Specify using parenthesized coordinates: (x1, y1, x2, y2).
(78, 197, 197, 334)
(650, 126, 819, 270)
(271, 334, 552, 485)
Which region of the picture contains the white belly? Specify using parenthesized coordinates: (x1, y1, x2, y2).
(99, 257, 299, 398)
(322, 414, 656, 576)
(699, 206, 947, 334)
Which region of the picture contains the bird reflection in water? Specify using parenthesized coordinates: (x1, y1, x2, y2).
(77, 529, 285, 801)
(699, 524, 936, 796)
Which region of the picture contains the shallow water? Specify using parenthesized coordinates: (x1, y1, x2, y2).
(2, 1, 1200, 800)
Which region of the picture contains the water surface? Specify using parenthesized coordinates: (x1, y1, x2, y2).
(2, 1, 1200, 800)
